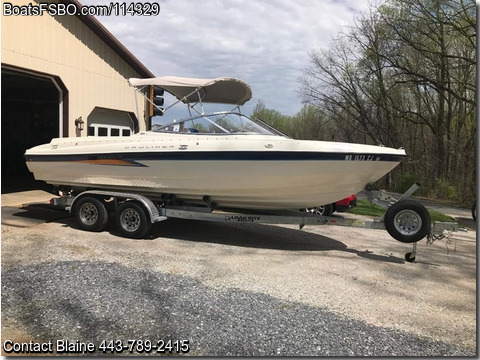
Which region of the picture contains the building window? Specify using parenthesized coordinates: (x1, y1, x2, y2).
(88, 124, 132, 137)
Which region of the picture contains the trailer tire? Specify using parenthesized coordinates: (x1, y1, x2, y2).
(116, 201, 151, 239)
(384, 200, 431, 243)
(74, 196, 108, 232)
(405, 252, 416, 263)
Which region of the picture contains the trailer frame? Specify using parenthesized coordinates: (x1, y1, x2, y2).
(51, 183, 460, 263)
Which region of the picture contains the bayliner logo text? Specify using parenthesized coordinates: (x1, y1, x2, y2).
(225, 215, 261, 222)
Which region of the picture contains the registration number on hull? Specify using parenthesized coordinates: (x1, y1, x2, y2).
(345, 155, 381, 161)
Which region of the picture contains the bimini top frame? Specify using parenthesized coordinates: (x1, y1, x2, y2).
(128, 76, 253, 117)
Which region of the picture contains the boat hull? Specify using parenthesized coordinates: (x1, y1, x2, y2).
(25, 136, 405, 209)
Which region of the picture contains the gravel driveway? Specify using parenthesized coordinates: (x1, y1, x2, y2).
(1, 198, 477, 356)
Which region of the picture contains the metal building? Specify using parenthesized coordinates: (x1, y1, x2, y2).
(1, 0, 154, 192)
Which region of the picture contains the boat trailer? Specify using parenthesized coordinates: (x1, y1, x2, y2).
(52, 183, 461, 263)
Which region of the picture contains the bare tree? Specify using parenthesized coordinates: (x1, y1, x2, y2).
(299, 0, 475, 203)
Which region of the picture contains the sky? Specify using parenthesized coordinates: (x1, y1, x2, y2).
(81, 0, 371, 116)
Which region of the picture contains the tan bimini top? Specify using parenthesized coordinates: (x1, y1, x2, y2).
(128, 76, 252, 105)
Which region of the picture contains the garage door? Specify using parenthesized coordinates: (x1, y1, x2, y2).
(1, 68, 63, 193)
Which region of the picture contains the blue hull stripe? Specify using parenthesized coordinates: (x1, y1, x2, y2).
(25, 151, 405, 163)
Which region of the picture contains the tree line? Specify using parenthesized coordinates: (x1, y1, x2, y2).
(253, 0, 475, 205)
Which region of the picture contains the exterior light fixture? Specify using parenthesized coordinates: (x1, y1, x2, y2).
(75, 117, 84, 131)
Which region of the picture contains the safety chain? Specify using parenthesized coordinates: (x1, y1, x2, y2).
(426, 230, 458, 254)
(426, 232, 444, 245)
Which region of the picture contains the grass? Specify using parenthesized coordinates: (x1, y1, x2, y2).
(350, 199, 456, 222)
(428, 210, 456, 223)
(349, 199, 385, 217)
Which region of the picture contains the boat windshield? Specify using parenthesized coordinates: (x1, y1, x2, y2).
(152, 112, 283, 136)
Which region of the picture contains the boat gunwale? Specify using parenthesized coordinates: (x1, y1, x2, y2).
(25, 150, 407, 163)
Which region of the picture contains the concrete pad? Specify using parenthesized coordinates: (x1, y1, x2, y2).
(1, 190, 53, 207)
(1, 190, 71, 227)
(1, 204, 71, 227)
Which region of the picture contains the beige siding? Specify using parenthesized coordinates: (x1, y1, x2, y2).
(1, 0, 148, 136)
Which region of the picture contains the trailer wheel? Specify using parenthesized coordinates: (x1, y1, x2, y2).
(384, 200, 431, 243)
(74, 196, 108, 232)
(405, 252, 416, 263)
(116, 201, 151, 239)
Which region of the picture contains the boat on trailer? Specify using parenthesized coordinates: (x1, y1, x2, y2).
(25, 76, 406, 210)
(25, 75, 462, 261)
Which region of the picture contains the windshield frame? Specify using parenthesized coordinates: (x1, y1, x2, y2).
(151, 111, 288, 137)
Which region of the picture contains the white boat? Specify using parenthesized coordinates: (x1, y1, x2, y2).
(25, 76, 406, 210)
